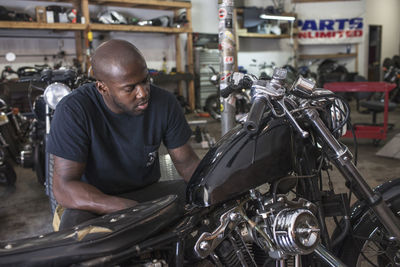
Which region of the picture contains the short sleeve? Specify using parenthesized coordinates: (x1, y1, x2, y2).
(163, 96, 192, 149)
(46, 99, 89, 162)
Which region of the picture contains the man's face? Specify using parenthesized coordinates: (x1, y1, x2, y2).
(100, 63, 150, 116)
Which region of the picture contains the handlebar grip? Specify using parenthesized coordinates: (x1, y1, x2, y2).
(244, 96, 267, 134)
(220, 85, 234, 98)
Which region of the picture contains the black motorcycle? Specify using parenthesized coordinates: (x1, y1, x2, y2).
(382, 56, 400, 103)
(19, 68, 80, 211)
(1, 68, 400, 267)
(0, 99, 18, 186)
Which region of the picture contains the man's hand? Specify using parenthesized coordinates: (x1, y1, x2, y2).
(168, 141, 200, 183)
(53, 155, 138, 214)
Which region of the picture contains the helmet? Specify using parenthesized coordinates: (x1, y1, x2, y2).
(98, 10, 127, 24)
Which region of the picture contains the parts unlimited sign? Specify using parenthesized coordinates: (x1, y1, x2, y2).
(297, 17, 363, 44)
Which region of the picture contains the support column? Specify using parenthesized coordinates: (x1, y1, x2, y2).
(219, 0, 236, 135)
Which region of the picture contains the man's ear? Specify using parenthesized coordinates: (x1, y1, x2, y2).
(96, 81, 108, 95)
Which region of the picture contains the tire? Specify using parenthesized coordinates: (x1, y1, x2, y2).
(34, 143, 45, 185)
(45, 153, 58, 214)
(205, 94, 221, 120)
(336, 179, 400, 266)
(0, 160, 16, 186)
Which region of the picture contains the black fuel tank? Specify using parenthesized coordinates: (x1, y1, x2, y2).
(186, 116, 293, 207)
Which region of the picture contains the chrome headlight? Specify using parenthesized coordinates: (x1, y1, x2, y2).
(43, 82, 71, 110)
(312, 89, 348, 137)
(0, 112, 9, 126)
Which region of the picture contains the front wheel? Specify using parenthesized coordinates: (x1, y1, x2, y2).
(205, 94, 221, 120)
(337, 182, 400, 266)
(0, 160, 16, 186)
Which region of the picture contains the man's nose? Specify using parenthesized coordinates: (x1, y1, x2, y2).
(136, 85, 148, 99)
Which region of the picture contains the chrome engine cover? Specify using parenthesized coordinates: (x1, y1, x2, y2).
(273, 208, 320, 255)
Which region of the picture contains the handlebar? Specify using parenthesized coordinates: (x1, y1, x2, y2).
(243, 96, 267, 134)
(221, 73, 254, 98)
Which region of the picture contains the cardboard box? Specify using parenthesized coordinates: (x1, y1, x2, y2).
(35, 6, 46, 23)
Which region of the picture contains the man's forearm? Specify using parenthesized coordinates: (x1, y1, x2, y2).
(176, 156, 200, 183)
(54, 180, 137, 214)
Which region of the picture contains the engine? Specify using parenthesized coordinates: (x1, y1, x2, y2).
(194, 193, 321, 266)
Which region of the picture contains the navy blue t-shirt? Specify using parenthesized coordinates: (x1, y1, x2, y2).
(47, 83, 192, 195)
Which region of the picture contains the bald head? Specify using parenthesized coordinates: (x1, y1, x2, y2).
(91, 39, 147, 81)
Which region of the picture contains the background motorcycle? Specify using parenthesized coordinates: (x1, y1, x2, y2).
(1, 69, 400, 267)
(382, 55, 400, 103)
(0, 100, 17, 186)
(20, 68, 82, 212)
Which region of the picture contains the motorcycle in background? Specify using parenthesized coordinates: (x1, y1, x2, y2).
(382, 55, 400, 103)
(204, 65, 251, 121)
(19, 68, 77, 211)
(0, 100, 17, 186)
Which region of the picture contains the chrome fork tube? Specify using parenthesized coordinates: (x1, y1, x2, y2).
(304, 108, 400, 240)
(314, 244, 347, 267)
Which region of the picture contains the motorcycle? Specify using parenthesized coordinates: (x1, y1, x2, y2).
(19, 68, 82, 211)
(382, 56, 400, 103)
(0, 99, 18, 186)
(205, 66, 251, 121)
(1, 68, 400, 266)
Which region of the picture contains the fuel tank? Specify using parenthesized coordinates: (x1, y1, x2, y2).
(187, 116, 294, 207)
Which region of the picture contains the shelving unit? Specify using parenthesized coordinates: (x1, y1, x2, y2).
(298, 45, 359, 72)
(299, 53, 357, 60)
(0, 0, 196, 110)
(237, 33, 292, 39)
(233, 8, 298, 68)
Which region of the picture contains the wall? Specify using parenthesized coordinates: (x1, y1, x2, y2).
(365, 0, 400, 64)
(293, 0, 366, 75)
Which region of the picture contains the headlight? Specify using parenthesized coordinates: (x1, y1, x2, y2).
(43, 82, 71, 110)
(0, 112, 9, 126)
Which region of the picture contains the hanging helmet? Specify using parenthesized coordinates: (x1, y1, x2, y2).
(98, 10, 127, 24)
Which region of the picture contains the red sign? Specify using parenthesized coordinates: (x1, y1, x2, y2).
(219, 8, 227, 19)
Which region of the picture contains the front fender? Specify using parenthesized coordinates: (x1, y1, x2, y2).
(350, 178, 400, 226)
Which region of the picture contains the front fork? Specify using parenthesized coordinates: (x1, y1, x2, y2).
(45, 104, 50, 196)
(304, 108, 400, 240)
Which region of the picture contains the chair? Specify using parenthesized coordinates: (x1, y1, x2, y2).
(353, 76, 397, 127)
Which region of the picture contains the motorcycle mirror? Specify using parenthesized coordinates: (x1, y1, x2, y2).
(5, 52, 16, 62)
(210, 74, 218, 84)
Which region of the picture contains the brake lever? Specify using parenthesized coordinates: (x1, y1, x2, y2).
(276, 98, 309, 138)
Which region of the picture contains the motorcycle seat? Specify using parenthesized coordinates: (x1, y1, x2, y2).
(0, 194, 182, 267)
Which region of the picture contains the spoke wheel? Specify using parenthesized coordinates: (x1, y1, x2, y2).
(337, 193, 400, 267)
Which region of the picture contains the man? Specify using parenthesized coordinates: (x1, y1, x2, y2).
(47, 39, 200, 230)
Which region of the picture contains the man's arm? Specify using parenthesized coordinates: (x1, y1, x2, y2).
(52, 155, 137, 214)
(168, 141, 200, 183)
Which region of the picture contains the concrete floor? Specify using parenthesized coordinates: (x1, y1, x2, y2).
(0, 101, 399, 243)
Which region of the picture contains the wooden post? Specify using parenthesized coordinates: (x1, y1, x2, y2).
(355, 44, 359, 73)
(186, 8, 195, 111)
(72, 0, 83, 70)
(80, 0, 91, 72)
(175, 10, 183, 96)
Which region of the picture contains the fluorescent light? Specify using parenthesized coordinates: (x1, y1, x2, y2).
(259, 14, 295, 21)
